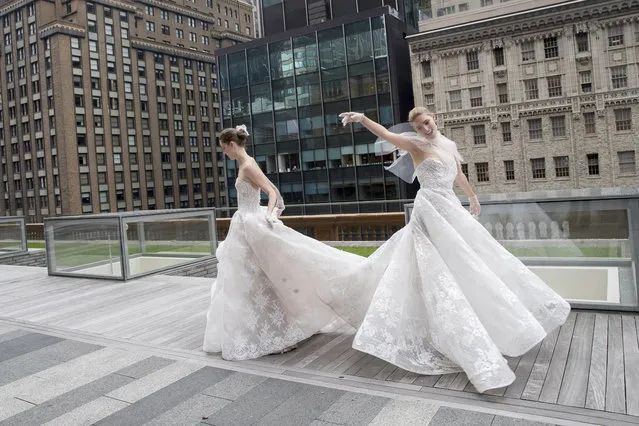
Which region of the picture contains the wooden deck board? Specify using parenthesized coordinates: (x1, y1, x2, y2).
(586, 313, 609, 411)
(622, 315, 639, 416)
(557, 312, 595, 407)
(0, 265, 638, 422)
(538, 312, 577, 404)
(606, 315, 626, 414)
(504, 342, 542, 399)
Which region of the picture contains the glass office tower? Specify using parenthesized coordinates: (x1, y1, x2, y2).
(217, 3, 418, 214)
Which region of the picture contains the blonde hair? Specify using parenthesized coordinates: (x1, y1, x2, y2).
(219, 127, 248, 148)
(408, 106, 433, 123)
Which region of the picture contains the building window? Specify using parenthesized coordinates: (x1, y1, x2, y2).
(521, 41, 535, 61)
(579, 71, 592, 93)
(504, 160, 515, 181)
(615, 108, 632, 131)
(576, 32, 589, 52)
(469, 87, 482, 107)
(461, 164, 469, 179)
(497, 83, 508, 104)
(611, 66, 627, 89)
(531, 158, 546, 179)
(618, 151, 636, 174)
(524, 79, 538, 100)
(544, 37, 559, 58)
(475, 162, 489, 182)
(472, 125, 486, 145)
(466, 51, 479, 71)
(587, 153, 599, 176)
(547, 76, 562, 97)
(421, 60, 431, 78)
(608, 25, 624, 47)
(424, 94, 435, 110)
(554, 156, 569, 177)
(449, 90, 462, 110)
(501, 122, 512, 143)
(437, 6, 455, 16)
(493, 47, 505, 66)
(551, 116, 566, 137)
(583, 112, 596, 134)
(528, 118, 542, 140)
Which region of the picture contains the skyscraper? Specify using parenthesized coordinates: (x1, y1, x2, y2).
(216, 0, 421, 215)
(0, 0, 252, 222)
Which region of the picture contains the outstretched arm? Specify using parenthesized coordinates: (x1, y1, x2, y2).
(454, 162, 480, 216)
(340, 112, 418, 156)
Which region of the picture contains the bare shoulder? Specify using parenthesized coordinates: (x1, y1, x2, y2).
(241, 160, 262, 178)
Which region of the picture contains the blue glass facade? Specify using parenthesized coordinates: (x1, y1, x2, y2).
(218, 7, 417, 215)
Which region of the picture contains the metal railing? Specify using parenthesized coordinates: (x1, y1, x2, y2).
(0, 216, 27, 257)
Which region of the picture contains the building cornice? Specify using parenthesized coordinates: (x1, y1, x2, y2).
(602, 88, 639, 106)
(38, 20, 86, 39)
(92, 0, 138, 13)
(512, 29, 565, 44)
(516, 102, 572, 117)
(410, 0, 639, 53)
(442, 110, 491, 125)
(439, 90, 639, 124)
(131, 37, 217, 62)
(0, 0, 34, 18)
(218, 31, 252, 43)
(438, 43, 484, 58)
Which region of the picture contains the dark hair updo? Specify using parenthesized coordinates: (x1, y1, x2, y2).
(219, 127, 248, 148)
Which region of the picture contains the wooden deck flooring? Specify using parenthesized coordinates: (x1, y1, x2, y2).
(0, 265, 637, 424)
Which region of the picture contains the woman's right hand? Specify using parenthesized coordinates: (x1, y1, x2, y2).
(469, 195, 481, 217)
(275, 197, 286, 217)
(339, 112, 365, 126)
(265, 209, 282, 227)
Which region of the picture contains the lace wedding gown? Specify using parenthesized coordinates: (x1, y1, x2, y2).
(203, 143, 570, 392)
(203, 177, 360, 360)
(318, 146, 571, 392)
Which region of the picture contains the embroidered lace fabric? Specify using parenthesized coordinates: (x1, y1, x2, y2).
(203, 177, 357, 360)
(318, 154, 570, 392)
(203, 155, 570, 393)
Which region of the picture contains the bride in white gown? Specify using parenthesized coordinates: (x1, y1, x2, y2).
(203, 126, 359, 360)
(321, 108, 571, 392)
